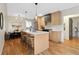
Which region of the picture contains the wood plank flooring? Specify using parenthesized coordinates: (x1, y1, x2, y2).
(2, 38, 33, 55)
(2, 38, 79, 55)
(39, 38, 79, 55)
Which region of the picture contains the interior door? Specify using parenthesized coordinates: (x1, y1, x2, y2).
(69, 18, 73, 39)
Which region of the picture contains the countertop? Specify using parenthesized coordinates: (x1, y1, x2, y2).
(45, 25, 64, 31)
(24, 31, 49, 35)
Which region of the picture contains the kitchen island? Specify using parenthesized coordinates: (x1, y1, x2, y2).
(22, 31, 49, 54)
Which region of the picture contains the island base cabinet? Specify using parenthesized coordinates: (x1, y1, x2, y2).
(34, 33, 49, 54)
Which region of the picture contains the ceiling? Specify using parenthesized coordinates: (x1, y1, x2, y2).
(7, 3, 79, 19)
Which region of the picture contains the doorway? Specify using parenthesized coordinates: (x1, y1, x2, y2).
(69, 18, 73, 39)
(64, 14, 79, 40)
(69, 17, 79, 40)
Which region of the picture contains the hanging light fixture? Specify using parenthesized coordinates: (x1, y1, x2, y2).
(32, 3, 38, 31)
(24, 10, 28, 19)
(34, 3, 38, 20)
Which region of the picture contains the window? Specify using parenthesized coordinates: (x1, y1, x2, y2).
(25, 20, 32, 28)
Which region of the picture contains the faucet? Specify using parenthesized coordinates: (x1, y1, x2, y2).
(29, 26, 33, 32)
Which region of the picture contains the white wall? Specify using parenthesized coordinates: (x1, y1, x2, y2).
(0, 3, 7, 54)
(62, 6, 79, 16)
(62, 6, 79, 40)
(63, 16, 69, 40)
(6, 16, 26, 32)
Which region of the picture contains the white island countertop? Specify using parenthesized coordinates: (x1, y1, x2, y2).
(24, 31, 49, 35)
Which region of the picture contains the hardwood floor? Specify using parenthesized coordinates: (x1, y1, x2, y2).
(39, 38, 79, 55)
(2, 37, 79, 55)
(2, 38, 33, 55)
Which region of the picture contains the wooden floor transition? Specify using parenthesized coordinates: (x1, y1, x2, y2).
(2, 38, 79, 55)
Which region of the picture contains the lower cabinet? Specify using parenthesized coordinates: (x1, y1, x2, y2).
(51, 11, 61, 25)
(34, 33, 49, 54)
(27, 35, 34, 49)
(21, 32, 49, 55)
(21, 33, 34, 49)
(50, 31, 61, 42)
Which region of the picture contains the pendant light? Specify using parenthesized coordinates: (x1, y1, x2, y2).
(34, 3, 38, 20)
(33, 3, 38, 31)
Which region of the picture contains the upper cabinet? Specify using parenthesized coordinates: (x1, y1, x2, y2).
(51, 11, 62, 25)
(37, 11, 62, 30)
(37, 16, 45, 30)
(44, 14, 51, 26)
